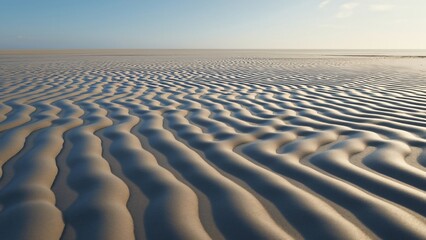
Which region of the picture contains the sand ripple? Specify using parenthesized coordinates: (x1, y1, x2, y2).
(0, 54, 425, 239)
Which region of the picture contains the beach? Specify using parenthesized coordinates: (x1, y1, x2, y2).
(0, 51, 425, 240)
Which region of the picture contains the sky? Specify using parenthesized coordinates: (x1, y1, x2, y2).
(0, 0, 425, 49)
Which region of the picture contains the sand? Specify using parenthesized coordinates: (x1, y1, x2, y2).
(0, 51, 425, 240)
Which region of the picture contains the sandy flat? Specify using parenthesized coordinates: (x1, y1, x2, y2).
(0, 51, 425, 240)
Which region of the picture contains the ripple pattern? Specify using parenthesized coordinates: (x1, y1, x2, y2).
(0, 54, 425, 240)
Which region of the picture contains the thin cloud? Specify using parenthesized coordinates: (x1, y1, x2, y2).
(341, 2, 359, 10)
(336, 2, 359, 18)
(369, 4, 394, 12)
(319, 0, 332, 8)
(317, 23, 343, 30)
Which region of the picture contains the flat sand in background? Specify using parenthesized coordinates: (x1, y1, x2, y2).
(0, 51, 425, 240)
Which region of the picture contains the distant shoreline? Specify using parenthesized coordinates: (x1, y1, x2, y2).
(1, 49, 426, 58)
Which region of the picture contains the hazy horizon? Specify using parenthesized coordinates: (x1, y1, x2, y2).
(1, 0, 426, 49)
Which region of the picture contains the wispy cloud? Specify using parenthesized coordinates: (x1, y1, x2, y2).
(336, 2, 359, 18)
(317, 23, 343, 30)
(319, 0, 332, 8)
(369, 4, 394, 12)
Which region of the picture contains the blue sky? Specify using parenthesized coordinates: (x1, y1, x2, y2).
(0, 0, 425, 49)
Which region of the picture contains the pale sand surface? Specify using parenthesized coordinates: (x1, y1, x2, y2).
(0, 51, 425, 240)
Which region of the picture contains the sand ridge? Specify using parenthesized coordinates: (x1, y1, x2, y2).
(0, 53, 425, 240)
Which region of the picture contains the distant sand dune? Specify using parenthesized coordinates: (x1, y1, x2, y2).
(0, 54, 425, 240)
